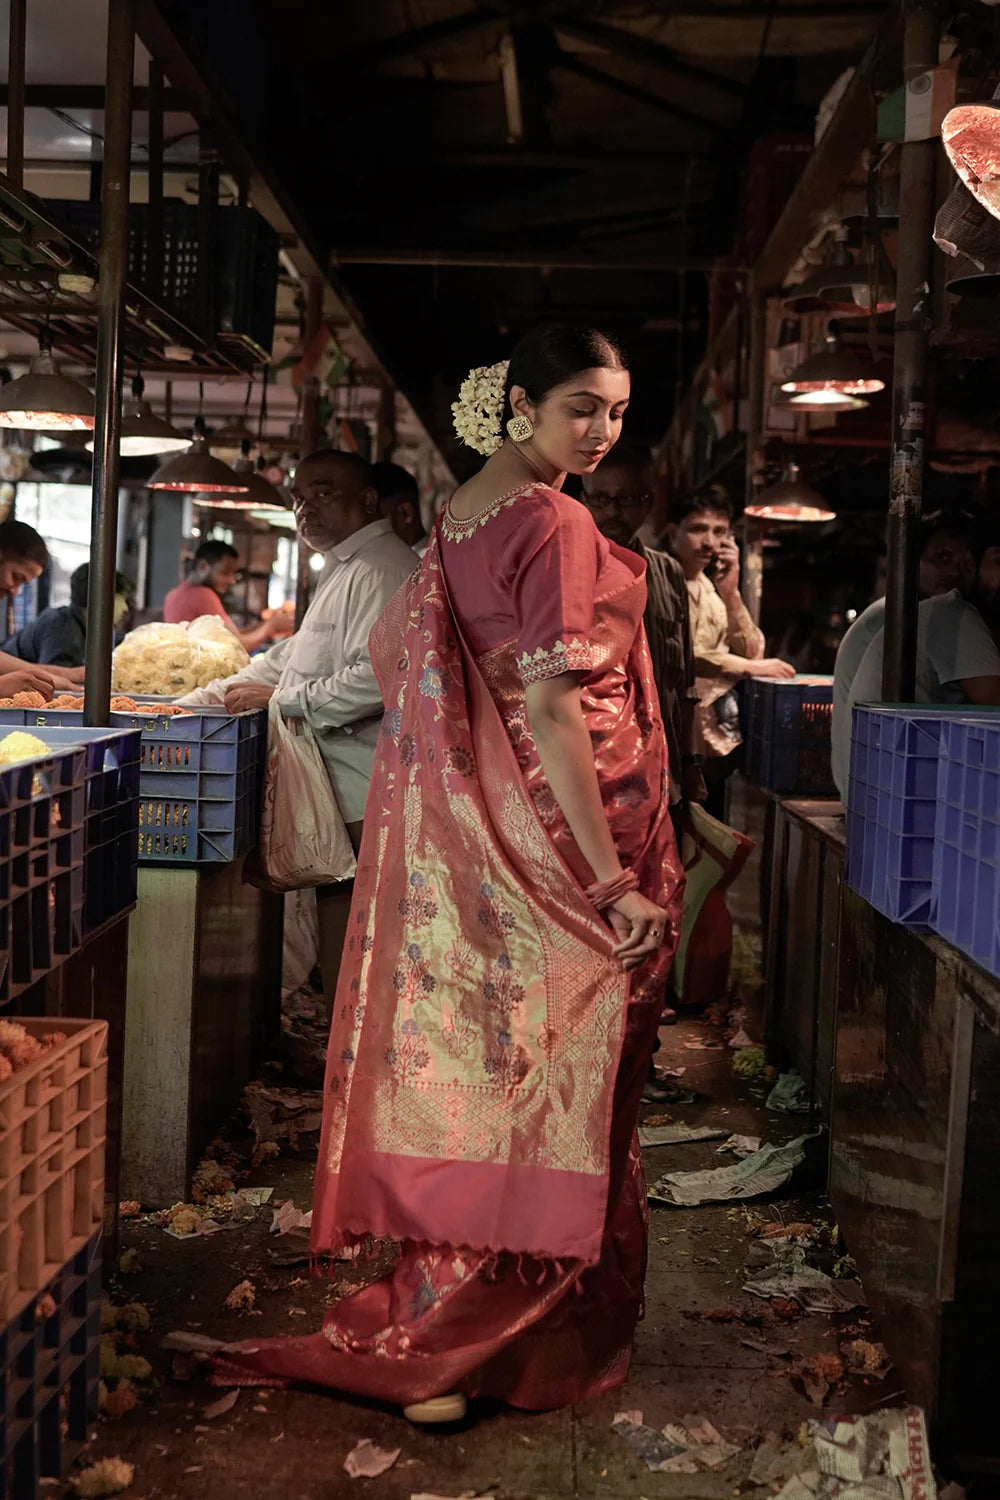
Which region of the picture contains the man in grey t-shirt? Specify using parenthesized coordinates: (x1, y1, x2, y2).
(832, 519, 1000, 797)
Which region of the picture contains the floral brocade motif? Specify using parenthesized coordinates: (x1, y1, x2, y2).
(311, 534, 684, 1264)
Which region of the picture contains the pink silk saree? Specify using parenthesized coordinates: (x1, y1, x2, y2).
(212, 525, 684, 1409)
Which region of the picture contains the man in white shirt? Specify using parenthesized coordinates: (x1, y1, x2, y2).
(181, 448, 417, 1001)
(832, 516, 1000, 798)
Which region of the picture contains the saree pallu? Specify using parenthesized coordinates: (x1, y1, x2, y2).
(212, 535, 684, 1408)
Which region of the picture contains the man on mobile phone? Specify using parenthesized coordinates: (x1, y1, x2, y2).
(668, 486, 794, 820)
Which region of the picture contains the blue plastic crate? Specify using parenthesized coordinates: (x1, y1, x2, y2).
(845, 707, 944, 929)
(745, 676, 835, 795)
(2, 708, 265, 867)
(931, 714, 1000, 977)
(0, 723, 141, 939)
(0, 1233, 101, 1500)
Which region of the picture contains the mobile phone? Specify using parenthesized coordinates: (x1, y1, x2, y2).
(705, 553, 720, 581)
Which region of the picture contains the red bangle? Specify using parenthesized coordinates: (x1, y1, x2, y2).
(586, 870, 638, 911)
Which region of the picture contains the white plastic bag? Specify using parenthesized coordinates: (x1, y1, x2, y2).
(257, 698, 357, 890)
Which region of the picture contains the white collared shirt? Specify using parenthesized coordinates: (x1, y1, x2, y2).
(181, 518, 417, 821)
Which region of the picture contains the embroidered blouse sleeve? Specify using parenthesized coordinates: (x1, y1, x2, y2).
(507, 498, 600, 685)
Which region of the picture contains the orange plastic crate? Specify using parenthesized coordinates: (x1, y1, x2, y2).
(0, 1018, 107, 1325)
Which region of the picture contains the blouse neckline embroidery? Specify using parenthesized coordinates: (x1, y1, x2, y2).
(440, 483, 541, 543)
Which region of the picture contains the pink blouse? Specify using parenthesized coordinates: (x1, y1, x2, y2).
(438, 485, 636, 682)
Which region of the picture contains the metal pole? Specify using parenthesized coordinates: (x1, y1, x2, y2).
(7, 0, 25, 188)
(196, 129, 219, 338)
(882, 0, 938, 702)
(84, 0, 135, 727)
(742, 286, 766, 625)
(147, 58, 164, 299)
(295, 275, 323, 627)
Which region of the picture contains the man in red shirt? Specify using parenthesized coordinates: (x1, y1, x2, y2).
(163, 540, 278, 652)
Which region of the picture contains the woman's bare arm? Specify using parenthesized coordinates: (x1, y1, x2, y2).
(525, 672, 623, 883)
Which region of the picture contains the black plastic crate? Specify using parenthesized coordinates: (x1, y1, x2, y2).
(0, 1232, 101, 1500)
(47, 199, 279, 358)
(745, 676, 836, 796)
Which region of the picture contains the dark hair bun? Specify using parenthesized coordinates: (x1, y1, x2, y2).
(504, 326, 628, 415)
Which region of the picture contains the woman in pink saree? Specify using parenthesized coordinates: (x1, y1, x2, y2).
(213, 326, 684, 1419)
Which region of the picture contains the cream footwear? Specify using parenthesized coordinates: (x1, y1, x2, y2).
(402, 1393, 468, 1424)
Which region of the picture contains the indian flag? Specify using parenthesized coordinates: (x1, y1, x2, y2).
(878, 61, 957, 143)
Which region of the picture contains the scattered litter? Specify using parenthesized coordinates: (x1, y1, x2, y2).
(733, 1046, 767, 1079)
(270, 1200, 313, 1235)
(118, 1201, 141, 1219)
(648, 1133, 813, 1207)
(832, 1252, 858, 1279)
(203, 1389, 240, 1420)
(744, 1235, 866, 1315)
(244, 1082, 324, 1156)
(70, 1457, 135, 1496)
(683, 1036, 725, 1050)
(647, 1081, 697, 1106)
(750, 1432, 818, 1488)
(253, 1140, 281, 1168)
(794, 1354, 846, 1407)
(653, 1064, 686, 1079)
(766, 1071, 811, 1114)
(344, 1439, 401, 1479)
(843, 1338, 890, 1377)
(728, 1027, 757, 1049)
(804, 1406, 935, 1497)
(638, 1124, 728, 1148)
(101, 1379, 139, 1420)
(161, 1330, 226, 1354)
(223, 1280, 256, 1313)
(118, 1249, 143, 1275)
(760, 1221, 819, 1243)
(716, 1134, 761, 1157)
(612, 1411, 739, 1474)
(191, 1157, 235, 1203)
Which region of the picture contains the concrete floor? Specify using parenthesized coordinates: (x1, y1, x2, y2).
(74, 1014, 901, 1500)
(68, 784, 902, 1498)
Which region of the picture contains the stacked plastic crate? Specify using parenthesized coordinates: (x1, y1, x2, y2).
(0, 1019, 106, 1497)
(0, 707, 266, 869)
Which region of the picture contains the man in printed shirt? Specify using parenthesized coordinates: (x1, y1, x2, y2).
(668, 487, 794, 820)
(180, 448, 417, 1003)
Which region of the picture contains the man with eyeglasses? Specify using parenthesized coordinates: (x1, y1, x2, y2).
(180, 449, 417, 1008)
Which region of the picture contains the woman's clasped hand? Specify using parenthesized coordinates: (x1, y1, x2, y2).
(605, 888, 672, 970)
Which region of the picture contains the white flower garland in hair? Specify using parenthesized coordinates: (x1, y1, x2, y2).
(451, 360, 509, 455)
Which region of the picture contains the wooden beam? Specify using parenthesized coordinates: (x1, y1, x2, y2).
(555, 16, 746, 99)
(339, 6, 506, 69)
(419, 147, 707, 169)
(555, 53, 717, 134)
(333, 249, 723, 272)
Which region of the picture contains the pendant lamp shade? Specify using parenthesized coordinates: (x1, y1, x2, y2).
(148, 433, 249, 493)
(0, 350, 95, 430)
(193, 445, 288, 511)
(773, 388, 869, 413)
(942, 89, 1000, 224)
(85, 389, 186, 456)
(782, 253, 895, 316)
(745, 462, 836, 523)
(780, 335, 884, 396)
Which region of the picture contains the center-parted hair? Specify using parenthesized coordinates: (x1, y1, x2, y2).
(503, 326, 628, 416)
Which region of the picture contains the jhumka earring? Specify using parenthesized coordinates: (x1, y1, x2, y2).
(506, 414, 534, 442)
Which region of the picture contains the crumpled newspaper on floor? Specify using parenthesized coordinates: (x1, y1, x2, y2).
(768, 1406, 937, 1499)
(743, 1239, 866, 1315)
(648, 1132, 815, 1206)
(612, 1410, 740, 1473)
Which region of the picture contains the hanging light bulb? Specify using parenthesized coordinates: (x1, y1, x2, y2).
(0, 336, 95, 430)
(148, 415, 249, 493)
(85, 373, 186, 456)
(781, 334, 884, 397)
(745, 461, 837, 523)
